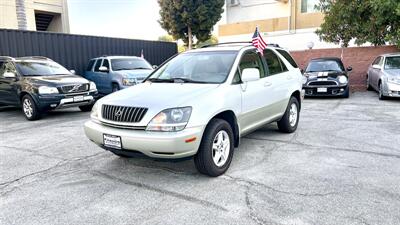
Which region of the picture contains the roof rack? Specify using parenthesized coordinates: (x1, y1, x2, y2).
(201, 42, 282, 49)
(17, 56, 53, 61)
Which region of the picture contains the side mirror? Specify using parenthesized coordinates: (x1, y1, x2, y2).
(99, 66, 109, 72)
(152, 65, 158, 69)
(347, 66, 353, 72)
(241, 68, 260, 82)
(70, 70, 76, 74)
(3, 72, 16, 78)
(372, 65, 381, 70)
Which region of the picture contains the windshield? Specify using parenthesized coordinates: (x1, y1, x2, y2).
(306, 60, 344, 72)
(385, 56, 400, 70)
(15, 61, 71, 76)
(148, 51, 237, 84)
(111, 58, 152, 71)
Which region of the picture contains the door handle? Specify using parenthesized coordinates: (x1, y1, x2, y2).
(264, 82, 272, 87)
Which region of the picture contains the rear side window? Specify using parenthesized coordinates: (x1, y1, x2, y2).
(277, 49, 298, 68)
(86, 59, 96, 71)
(372, 57, 381, 65)
(102, 59, 110, 69)
(239, 51, 266, 78)
(263, 49, 288, 75)
(94, 59, 103, 72)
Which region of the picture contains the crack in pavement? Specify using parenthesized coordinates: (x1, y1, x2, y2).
(222, 174, 338, 197)
(243, 137, 400, 160)
(0, 152, 106, 195)
(0, 145, 66, 160)
(90, 170, 228, 212)
(245, 186, 276, 225)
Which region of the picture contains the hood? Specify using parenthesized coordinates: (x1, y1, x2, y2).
(24, 74, 89, 86)
(99, 82, 219, 110)
(384, 69, 400, 77)
(304, 71, 346, 79)
(115, 69, 153, 79)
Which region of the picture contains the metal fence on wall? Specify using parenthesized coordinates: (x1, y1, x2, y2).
(0, 29, 177, 75)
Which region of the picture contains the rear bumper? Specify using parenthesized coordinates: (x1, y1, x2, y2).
(84, 120, 204, 159)
(303, 85, 348, 96)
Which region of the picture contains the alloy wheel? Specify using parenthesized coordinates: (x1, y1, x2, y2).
(212, 130, 230, 167)
(289, 103, 298, 127)
(23, 98, 33, 118)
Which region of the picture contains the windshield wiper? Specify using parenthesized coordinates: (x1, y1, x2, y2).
(147, 78, 174, 83)
(115, 67, 151, 71)
(147, 77, 208, 84)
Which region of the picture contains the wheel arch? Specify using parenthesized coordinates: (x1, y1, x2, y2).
(209, 110, 240, 148)
(291, 90, 301, 110)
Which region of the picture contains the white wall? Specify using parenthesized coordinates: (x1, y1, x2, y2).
(226, 0, 289, 24)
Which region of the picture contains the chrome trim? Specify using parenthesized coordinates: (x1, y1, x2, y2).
(100, 121, 146, 130)
(56, 95, 94, 109)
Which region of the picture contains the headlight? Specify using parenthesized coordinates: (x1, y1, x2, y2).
(146, 107, 192, 132)
(388, 77, 400, 84)
(38, 86, 59, 94)
(90, 101, 99, 119)
(89, 81, 97, 91)
(122, 78, 137, 86)
(338, 76, 348, 84)
(302, 76, 308, 85)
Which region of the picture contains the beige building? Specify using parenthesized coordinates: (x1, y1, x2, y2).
(0, 0, 70, 33)
(219, 0, 331, 50)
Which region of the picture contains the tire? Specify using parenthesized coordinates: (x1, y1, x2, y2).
(79, 104, 93, 112)
(366, 75, 373, 91)
(194, 118, 234, 177)
(342, 86, 350, 98)
(112, 83, 120, 93)
(277, 97, 300, 133)
(22, 95, 41, 121)
(378, 83, 386, 100)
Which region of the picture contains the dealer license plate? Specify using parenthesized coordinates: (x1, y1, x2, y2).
(73, 95, 84, 102)
(317, 88, 328, 93)
(103, 134, 122, 149)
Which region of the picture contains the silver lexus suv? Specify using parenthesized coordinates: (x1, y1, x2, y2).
(84, 43, 304, 177)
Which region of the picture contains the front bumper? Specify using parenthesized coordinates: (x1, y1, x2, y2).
(84, 120, 204, 159)
(35, 91, 97, 110)
(385, 82, 400, 98)
(303, 85, 348, 96)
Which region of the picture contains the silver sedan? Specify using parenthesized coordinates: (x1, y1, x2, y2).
(367, 53, 400, 100)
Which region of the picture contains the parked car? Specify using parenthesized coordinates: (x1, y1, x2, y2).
(367, 53, 400, 100)
(302, 57, 352, 98)
(84, 43, 304, 177)
(84, 56, 154, 95)
(0, 56, 97, 120)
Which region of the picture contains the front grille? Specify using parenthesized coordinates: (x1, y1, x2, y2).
(60, 84, 89, 93)
(308, 81, 338, 86)
(102, 105, 148, 123)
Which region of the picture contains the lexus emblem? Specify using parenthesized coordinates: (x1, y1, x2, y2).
(115, 109, 123, 118)
(69, 84, 82, 93)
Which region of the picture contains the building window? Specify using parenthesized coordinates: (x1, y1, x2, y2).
(301, 0, 319, 13)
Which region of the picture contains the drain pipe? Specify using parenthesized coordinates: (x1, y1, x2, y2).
(15, 0, 28, 30)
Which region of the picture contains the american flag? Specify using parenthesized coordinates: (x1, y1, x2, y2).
(252, 27, 267, 55)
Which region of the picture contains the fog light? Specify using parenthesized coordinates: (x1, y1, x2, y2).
(51, 104, 57, 107)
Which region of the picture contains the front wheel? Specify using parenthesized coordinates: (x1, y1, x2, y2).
(194, 119, 234, 177)
(112, 83, 120, 93)
(342, 86, 350, 98)
(379, 83, 386, 100)
(22, 95, 41, 121)
(277, 97, 300, 133)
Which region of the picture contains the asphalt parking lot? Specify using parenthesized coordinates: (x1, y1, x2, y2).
(0, 91, 399, 225)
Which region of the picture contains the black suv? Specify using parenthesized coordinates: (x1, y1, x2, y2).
(302, 57, 352, 98)
(0, 56, 97, 120)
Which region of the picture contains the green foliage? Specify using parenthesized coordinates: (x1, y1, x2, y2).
(316, 0, 400, 48)
(158, 35, 175, 42)
(158, 0, 224, 49)
(196, 35, 218, 48)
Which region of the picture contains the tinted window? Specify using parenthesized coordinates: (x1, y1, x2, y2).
(94, 59, 103, 72)
(149, 51, 237, 84)
(15, 61, 70, 76)
(102, 59, 110, 69)
(239, 51, 265, 78)
(306, 60, 345, 72)
(86, 59, 95, 71)
(264, 49, 287, 75)
(372, 57, 381, 65)
(277, 49, 298, 68)
(111, 58, 152, 71)
(385, 56, 400, 70)
(0, 62, 5, 77)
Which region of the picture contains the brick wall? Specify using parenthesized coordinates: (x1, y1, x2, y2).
(290, 46, 399, 91)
